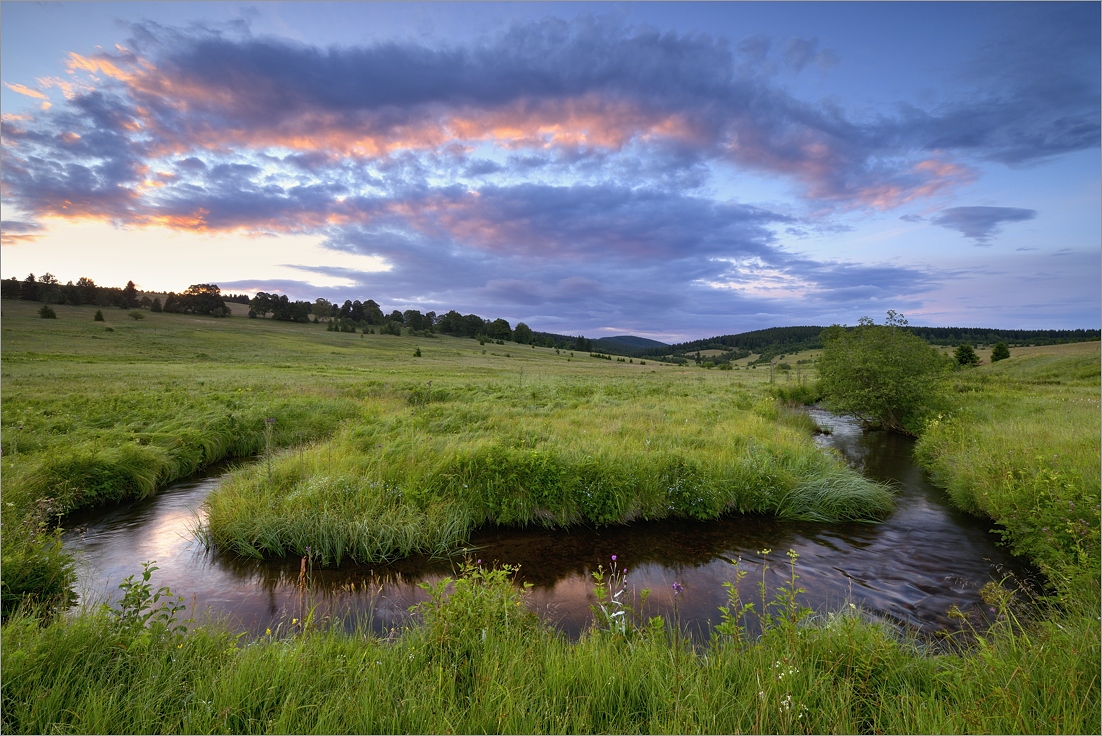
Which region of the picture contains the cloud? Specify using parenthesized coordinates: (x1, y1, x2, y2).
(1, 12, 1095, 334)
(931, 206, 1037, 244)
(1, 219, 45, 245)
(10, 13, 1089, 226)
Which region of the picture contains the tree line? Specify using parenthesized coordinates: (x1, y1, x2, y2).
(2, 274, 606, 349)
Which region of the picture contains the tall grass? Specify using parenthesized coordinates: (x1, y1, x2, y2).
(914, 342, 1101, 586)
(3, 557, 1098, 735)
(205, 385, 893, 565)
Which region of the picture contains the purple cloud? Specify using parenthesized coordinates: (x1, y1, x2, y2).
(931, 206, 1037, 244)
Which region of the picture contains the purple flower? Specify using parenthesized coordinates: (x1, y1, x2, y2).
(265, 417, 276, 426)
(671, 581, 684, 596)
(476, 559, 482, 565)
(611, 555, 617, 562)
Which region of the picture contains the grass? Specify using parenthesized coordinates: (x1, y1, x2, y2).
(2, 299, 882, 609)
(204, 380, 892, 565)
(2, 555, 1098, 734)
(914, 341, 1101, 585)
(2, 299, 1099, 734)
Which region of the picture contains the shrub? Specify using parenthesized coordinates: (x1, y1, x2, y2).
(93, 309, 105, 322)
(37, 305, 57, 319)
(128, 310, 145, 320)
(818, 311, 950, 435)
(414, 347, 422, 357)
(991, 342, 1011, 362)
(954, 343, 980, 366)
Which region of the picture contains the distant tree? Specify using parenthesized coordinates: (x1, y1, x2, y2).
(182, 284, 229, 317)
(389, 310, 405, 324)
(404, 309, 425, 331)
(990, 342, 1010, 362)
(38, 304, 56, 319)
(954, 343, 980, 367)
(513, 322, 533, 344)
(150, 297, 162, 313)
(312, 298, 332, 322)
(21, 274, 38, 301)
(488, 318, 512, 341)
(463, 313, 487, 337)
(382, 320, 402, 336)
(424, 311, 437, 331)
(76, 277, 98, 305)
(139, 296, 152, 308)
(122, 280, 139, 308)
(94, 309, 105, 322)
(1, 277, 21, 300)
(364, 299, 384, 325)
(818, 311, 951, 435)
(37, 273, 60, 303)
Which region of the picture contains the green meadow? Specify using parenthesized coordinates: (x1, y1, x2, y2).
(1, 299, 1099, 734)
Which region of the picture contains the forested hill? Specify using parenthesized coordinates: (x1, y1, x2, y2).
(644, 325, 1101, 364)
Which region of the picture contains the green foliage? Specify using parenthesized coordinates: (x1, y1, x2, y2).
(915, 342, 1100, 584)
(0, 525, 75, 621)
(413, 347, 422, 357)
(107, 562, 187, 641)
(128, 310, 145, 320)
(818, 311, 951, 435)
(93, 309, 104, 322)
(37, 305, 56, 319)
(954, 343, 979, 366)
(991, 342, 1010, 362)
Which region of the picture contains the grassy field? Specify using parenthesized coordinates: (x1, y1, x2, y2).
(2, 300, 1098, 734)
(1, 299, 883, 606)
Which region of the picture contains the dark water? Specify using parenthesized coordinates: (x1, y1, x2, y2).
(63, 411, 1033, 638)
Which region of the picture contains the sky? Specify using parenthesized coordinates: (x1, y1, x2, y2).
(2, 2, 1098, 341)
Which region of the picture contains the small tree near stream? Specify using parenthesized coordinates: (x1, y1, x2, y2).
(818, 311, 950, 435)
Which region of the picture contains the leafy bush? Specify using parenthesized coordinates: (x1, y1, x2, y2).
(93, 309, 105, 322)
(991, 342, 1010, 362)
(129, 310, 145, 320)
(818, 311, 950, 435)
(954, 343, 979, 366)
(37, 305, 56, 319)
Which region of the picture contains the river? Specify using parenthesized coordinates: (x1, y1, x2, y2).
(63, 410, 1033, 639)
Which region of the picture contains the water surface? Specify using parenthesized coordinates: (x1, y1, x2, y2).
(64, 411, 1032, 638)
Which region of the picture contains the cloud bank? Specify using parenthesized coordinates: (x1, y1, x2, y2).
(2, 12, 1098, 333)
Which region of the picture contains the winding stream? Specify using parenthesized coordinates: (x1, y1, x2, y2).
(63, 411, 1033, 638)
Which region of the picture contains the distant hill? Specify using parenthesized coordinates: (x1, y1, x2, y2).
(642, 325, 1100, 366)
(592, 335, 669, 355)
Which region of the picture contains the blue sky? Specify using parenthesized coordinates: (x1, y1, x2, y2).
(2, 2, 1098, 340)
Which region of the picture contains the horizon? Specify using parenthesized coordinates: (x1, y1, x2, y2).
(2, 2, 1099, 342)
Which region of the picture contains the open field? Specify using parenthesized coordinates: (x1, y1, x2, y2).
(1, 300, 1098, 734)
(1, 299, 883, 607)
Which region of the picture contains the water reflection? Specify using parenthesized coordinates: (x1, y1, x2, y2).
(64, 412, 1033, 639)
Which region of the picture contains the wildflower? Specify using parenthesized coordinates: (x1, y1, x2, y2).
(611, 555, 617, 562)
(265, 628, 271, 636)
(292, 618, 298, 625)
(671, 581, 684, 596)
(265, 417, 276, 426)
